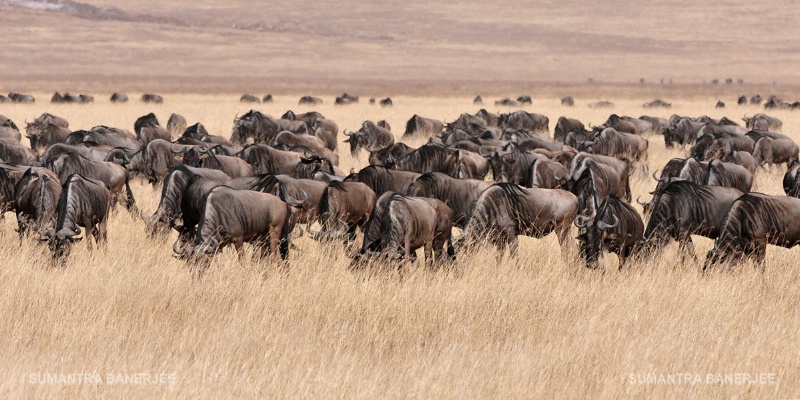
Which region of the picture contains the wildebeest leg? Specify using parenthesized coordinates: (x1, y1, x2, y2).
(678, 236, 699, 265)
(424, 242, 435, 271)
(233, 238, 245, 264)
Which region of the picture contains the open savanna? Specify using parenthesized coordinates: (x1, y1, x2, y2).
(1, 94, 799, 399)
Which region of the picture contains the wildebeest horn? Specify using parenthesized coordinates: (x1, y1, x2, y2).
(574, 215, 591, 228)
(170, 144, 187, 153)
(56, 227, 80, 238)
(636, 196, 649, 206)
(652, 169, 660, 181)
(597, 215, 619, 230)
(172, 238, 189, 255)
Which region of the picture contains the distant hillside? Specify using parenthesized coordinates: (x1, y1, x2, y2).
(2, 0, 799, 94)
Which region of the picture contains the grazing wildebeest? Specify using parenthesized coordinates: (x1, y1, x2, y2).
(705, 194, 800, 270)
(743, 113, 782, 132)
(580, 127, 648, 162)
(457, 183, 578, 256)
(380, 97, 393, 107)
(575, 194, 643, 269)
(272, 131, 339, 166)
(240, 94, 260, 103)
(231, 110, 307, 147)
(705, 159, 753, 193)
(47, 152, 136, 210)
(236, 143, 330, 178)
(367, 143, 415, 167)
(42, 174, 110, 261)
(737, 96, 747, 105)
(306, 180, 376, 244)
(403, 114, 444, 138)
(517, 96, 532, 105)
(750, 95, 762, 105)
(179, 186, 297, 271)
(495, 98, 521, 107)
(561, 96, 575, 106)
(25, 113, 71, 153)
(263, 94, 274, 103)
(484, 143, 547, 184)
(13, 168, 61, 239)
(299, 96, 322, 105)
(180, 146, 252, 178)
(715, 100, 725, 108)
(68, 126, 142, 152)
(748, 131, 799, 170)
(406, 172, 492, 228)
(344, 120, 394, 156)
(638, 181, 742, 262)
(141, 93, 163, 103)
(8, 92, 35, 103)
(110, 93, 128, 103)
(352, 192, 454, 269)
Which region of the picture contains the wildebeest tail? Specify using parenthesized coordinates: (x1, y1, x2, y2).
(279, 203, 292, 260)
(124, 171, 137, 212)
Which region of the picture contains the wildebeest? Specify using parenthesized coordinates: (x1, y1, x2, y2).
(748, 131, 799, 169)
(134, 113, 171, 144)
(642, 99, 671, 108)
(639, 181, 743, 262)
(527, 158, 568, 189)
(457, 183, 578, 255)
(344, 120, 394, 156)
(110, 93, 128, 103)
(335, 93, 359, 105)
(705, 159, 753, 194)
(299, 96, 322, 105)
(403, 114, 444, 138)
(517, 96, 532, 105)
(0, 115, 18, 131)
(24, 113, 71, 153)
(352, 192, 454, 268)
(141, 93, 163, 104)
(231, 110, 307, 147)
(498, 110, 549, 132)
(68, 126, 142, 153)
(406, 172, 492, 228)
(42, 174, 110, 260)
(179, 186, 297, 270)
(367, 143, 415, 166)
(742, 113, 782, 132)
(47, 152, 136, 210)
(580, 127, 648, 162)
(0, 138, 37, 165)
(737, 96, 747, 105)
(588, 101, 614, 109)
(8, 92, 35, 103)
(575, 194, 643, 269)
(605, 114, 640, 134)
(750, 95, 762, 105)
(345, 165, 421, 197)
(473, 95, 483, 104)
(263, 94, 274, 103)
(240, 94, 260, 103)
(166, 113, 188, 138)
(13, 168, 62, 239)
(554, 117, 586, 143)
(0, 126, 21, 142)
(179, 146, 252, 178)
(387, 142, 459, 175)
(561, 96, 575, 106)
(567, 159, 631, 213)
(495, 98, 521, 107)
(236, 144, 332, 178)
(715, 100, 725, 109)
(705, 194, 800, 269)
(306, 180, 376, 244)
(380, 97, 393, 107)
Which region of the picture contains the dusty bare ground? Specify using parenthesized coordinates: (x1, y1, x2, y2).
(2, 0, 800, 95)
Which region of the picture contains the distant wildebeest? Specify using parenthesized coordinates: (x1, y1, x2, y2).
(473, 95, 483, 104)
(517, 96, 532, 105)
(335, 93, 359, 105)
(457, 183, 578, 256)
(240, 94, 260, 103)
(742, 113, 782, 132)
(42, 174, 111, 261)
(715, 100, 725, 108)
(575, 194, 643, 269)
(379, 97, 393, 107)
(588, 101, 614, 109)
(299, 96, 322, 105)
(561, 96, 575, 106)
(351, 192, 455, 268)
(141, 93, 163, 103)
(705, 194, 800, 270)
(737, 95, 747, 105)
(110, 93, 128, 103)
(8, 92, 35, 103)
(643, 99, 671, 108)
(263, 94, 274, 103)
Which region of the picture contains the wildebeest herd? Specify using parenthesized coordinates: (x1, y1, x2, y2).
(1, 103, 799, 276)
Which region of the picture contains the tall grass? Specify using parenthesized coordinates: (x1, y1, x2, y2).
(0, 94, 798, 398)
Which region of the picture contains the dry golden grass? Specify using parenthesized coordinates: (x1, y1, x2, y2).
(1, 94, 799, 398)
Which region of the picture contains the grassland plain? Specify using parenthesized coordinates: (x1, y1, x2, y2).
(0, 94, 798, 398)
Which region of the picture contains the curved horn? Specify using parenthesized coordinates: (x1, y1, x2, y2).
(636, 196, 649, 206)
(172, 239, 187, 255)
(574, 215, 590, 228)
(597, 214, 619, 230)
(652, 169, 660, 181)
(170, 143, 186, 153)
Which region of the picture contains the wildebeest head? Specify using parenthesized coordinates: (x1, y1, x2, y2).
(574, 210, 618, 269)
(42, 227, 82, 260)
(343, 130, 364, 156)
(134, 113, 159, 135)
